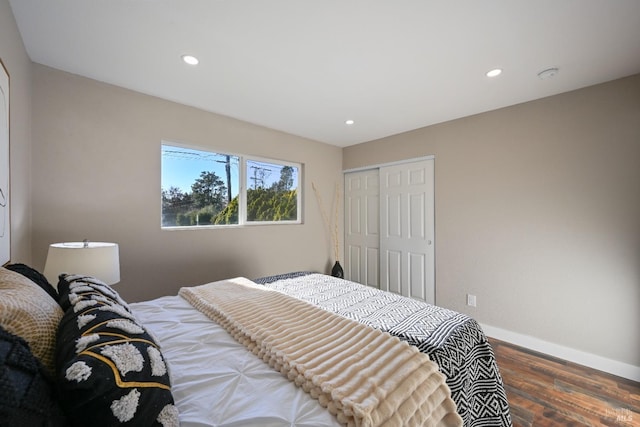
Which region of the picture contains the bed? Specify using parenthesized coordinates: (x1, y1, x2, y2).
(252, 273, 512, 427)
(0, 265, 511, 427)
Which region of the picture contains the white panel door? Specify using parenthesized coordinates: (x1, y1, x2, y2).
(379, 159, 435, 304)
(344, 169, 379, 288)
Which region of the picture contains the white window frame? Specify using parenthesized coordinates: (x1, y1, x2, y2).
(161, 142, 303, 229)
(242, 155, 303, 226)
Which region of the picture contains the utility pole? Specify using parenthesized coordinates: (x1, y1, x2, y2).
(250, 165, 269, 189)
(225, 155, 232, 203)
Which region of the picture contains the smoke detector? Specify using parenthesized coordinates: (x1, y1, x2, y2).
(538, 67, 559, 80)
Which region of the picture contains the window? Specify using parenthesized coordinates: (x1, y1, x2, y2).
(161, 143, 301, 228)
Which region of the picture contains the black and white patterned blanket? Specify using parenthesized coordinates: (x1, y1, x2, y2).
(255, 273, 512, 427)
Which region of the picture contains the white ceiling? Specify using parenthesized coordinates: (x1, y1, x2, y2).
(9, 0, 640, 147)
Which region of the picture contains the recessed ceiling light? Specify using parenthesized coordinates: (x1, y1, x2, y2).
(486, 68, 502, 78)
(345, 119, 355, 125)
(181, 54, 199, 65)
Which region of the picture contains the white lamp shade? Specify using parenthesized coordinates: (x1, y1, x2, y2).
(44, 242, 120, 286)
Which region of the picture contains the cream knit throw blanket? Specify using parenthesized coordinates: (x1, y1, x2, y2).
(179, 278, 462, 427)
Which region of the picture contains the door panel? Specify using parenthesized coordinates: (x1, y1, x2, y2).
(386, 249, 402, 295)
(365, 247, 379, 287)
(379, 159, 435, 304)
(409, 192, 425, 239)
(344, 169, 380, 287)
(348, 195, 361, 235)
(409, 252, 426, 301)
(387, 193, 402, 238)
(347, 245, 361, 283)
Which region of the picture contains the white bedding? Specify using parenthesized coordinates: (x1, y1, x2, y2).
(130, 295, 341, 427)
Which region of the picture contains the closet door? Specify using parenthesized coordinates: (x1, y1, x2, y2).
(344, 170, 379, 287)
(379, 159, 435, 304)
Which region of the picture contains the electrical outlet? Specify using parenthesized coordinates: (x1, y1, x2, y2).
(467, 294, 477, 307)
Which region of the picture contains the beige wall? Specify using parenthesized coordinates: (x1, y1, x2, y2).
(31, 65, 343, 303)
(0, 0, 32, 264)
(344, 74, 640, 368)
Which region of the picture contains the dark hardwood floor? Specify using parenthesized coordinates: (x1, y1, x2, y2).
(489, 338, 640, 427)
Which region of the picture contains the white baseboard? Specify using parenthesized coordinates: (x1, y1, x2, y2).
(481, 323, 640, 382)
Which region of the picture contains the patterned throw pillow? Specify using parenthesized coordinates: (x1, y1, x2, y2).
(0, 327, 67, 427)
(5, 263, 59, 302)
(0, 325, 67, 427)
(0, 267, 64, 374)
(55, 274, 179, 427)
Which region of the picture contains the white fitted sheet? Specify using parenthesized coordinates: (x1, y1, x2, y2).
(130, 295, 341, 427)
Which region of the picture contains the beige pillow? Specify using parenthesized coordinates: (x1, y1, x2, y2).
(0, 266, 64, 373)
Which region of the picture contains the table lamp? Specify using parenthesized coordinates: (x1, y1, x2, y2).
(43, 240, 120, 287)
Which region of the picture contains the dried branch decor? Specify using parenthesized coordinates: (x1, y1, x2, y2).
(312, 182, 340, 261)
